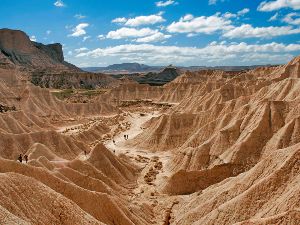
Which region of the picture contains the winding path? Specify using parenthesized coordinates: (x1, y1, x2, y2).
(104, 111, 180, 225)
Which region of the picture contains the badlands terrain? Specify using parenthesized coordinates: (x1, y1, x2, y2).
(0, 29, 299, 225)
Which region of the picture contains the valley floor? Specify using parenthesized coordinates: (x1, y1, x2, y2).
(104, 112, 179, 225)
(56, 110, 181, 224)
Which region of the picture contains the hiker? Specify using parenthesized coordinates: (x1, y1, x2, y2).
(113, 149, 116, 154)
(18, 154, 22, 163)
(84, 150, 87, 156)
(113, 140, 116, 145)
(124, 134, 126, 140)
(24, 155, 28, 163)
(127, 134, 129, 140)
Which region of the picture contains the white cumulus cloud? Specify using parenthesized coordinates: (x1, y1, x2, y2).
(54, 0, 65, 7)
(74, 47, 89, 53)
(258, 0, 300, 11)
(69, 23, 89, 37)
(30, 35, 37, 42)
(167, 14, 233, 34)
(136, 32, 171, 43)
(156, 0, 176, 7)
(111, 14, 165, 27)
(74, 42, 300, 66)
(125, 14, 166, 27)
(182, 14, 194, 21)
(283, 12, 300, 25)
(106, 27, 171, 43)
(112, 17, 127, 23)
(237, 8, 250, 16)
(223, 24, 300, 39)
(106, 27, 158, 39)
(98, 34, 105, 40)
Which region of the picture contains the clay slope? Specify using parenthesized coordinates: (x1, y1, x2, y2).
(1, 34, 300, 225)
(99, 69, 262, 105)
(128, 56, 300, 197)
(172, 144, 300, 225)
(0, 64, 156, 224)
(0, 68, 119, 161)
(0, 130, 89, 160)
(98, 83, 165, 103)
(0, 172, 103, 225)
(0, 143, 153, 225)
(21, 84, 117, 117)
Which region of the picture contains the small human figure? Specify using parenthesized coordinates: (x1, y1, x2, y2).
(124, 134, 126, 140)
(113, 140, 116, 145)
(84, 150, 87, 157)
(18, 154, 22, 163)
(24, 155, 28, 163)
(126, 134, 129, 140)
(113, 150, 116, 154)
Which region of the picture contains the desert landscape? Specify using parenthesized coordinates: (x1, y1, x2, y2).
(1, 1, 300, 224)
(0, 27, 299, 225)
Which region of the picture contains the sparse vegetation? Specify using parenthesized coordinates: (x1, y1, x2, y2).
(81, 89, 109, 97)
(52, 89, 74, 100)
(0, 104, 17, 113)
(51, 88, 110, 102)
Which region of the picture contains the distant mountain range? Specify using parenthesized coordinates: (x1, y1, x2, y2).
(82, 63, 163, 74)
(82, 63, 275, 74)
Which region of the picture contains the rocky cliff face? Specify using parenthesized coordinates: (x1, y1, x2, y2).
(0, 28, 78, 70)
(0, 29, 120, 89)
(33, 42, 64, 63)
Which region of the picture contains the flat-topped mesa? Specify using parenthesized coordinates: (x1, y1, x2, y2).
(0, 29, 33, 53)
(33, 42, 64, 63)
(0, 28, 78, 70)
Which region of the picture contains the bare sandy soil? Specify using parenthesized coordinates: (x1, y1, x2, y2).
(1, 55, 300, 225)
(54, 110, 177, 224)
(104, 111, 183, 225)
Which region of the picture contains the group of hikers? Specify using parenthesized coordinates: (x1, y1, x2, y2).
(17, 154, 28, 163)
(16, 135, 129, 163)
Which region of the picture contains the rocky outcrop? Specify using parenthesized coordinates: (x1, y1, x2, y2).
(118, 66, 181, 86)
(0, 28, 78, 70)
(33, 42, 64, 63)
(0, 29, 124, 89)
(138, 66, 180, 86)
(0, 51, 15, 69)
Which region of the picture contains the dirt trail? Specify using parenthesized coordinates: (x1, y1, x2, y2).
(105, 112, 158, 152)
(104, 112, 181, 225)
(53, 110, 180, 224)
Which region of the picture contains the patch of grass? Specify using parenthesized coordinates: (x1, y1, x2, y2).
(52, 89, 74, 100)
(51, 88, 110, 100)
(80, 89, 110, 97)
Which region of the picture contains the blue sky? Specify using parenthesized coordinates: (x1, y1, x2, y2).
(1, 0, 300, 66)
